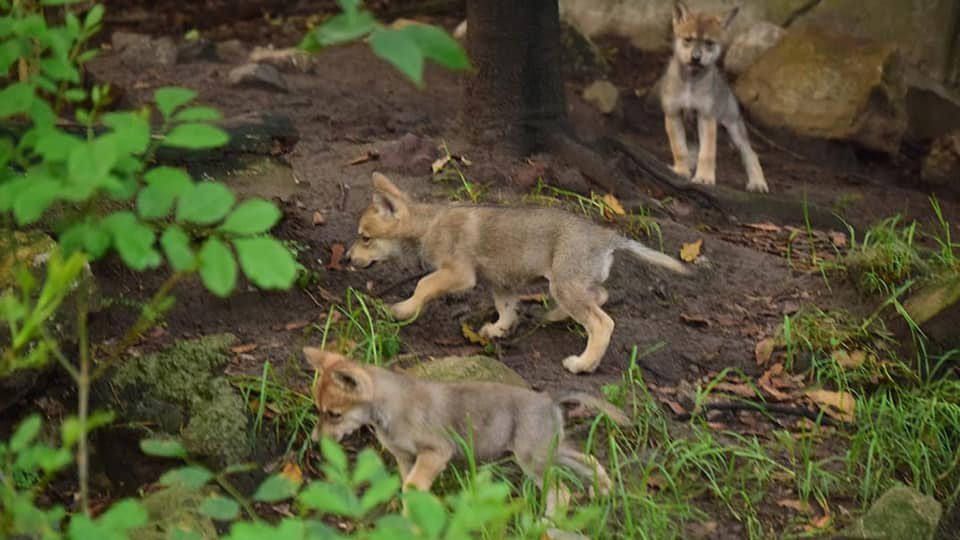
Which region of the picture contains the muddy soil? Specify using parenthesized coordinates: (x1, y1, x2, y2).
(9, 3, 960, 537)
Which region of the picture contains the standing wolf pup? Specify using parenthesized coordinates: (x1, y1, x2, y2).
(346, 172, 689, 374)
(660, 1, 769, 193)
(304, 347, 629, 516)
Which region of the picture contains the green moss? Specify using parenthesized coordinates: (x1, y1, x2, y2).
(405, 356, 529, 388)
(112, 334, 251, 464)
(132, 484, 219, 540)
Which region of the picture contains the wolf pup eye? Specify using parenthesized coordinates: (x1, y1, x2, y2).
(682, 37, 694, 46)
(361, 235, 371, 244)
(327, 410, 343, 421)
(704, 39, 716, 48)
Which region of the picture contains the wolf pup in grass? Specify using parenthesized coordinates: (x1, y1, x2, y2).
(304, 347, 629, 516)
(346, 172, 689, 374)
(660, 1, 769, 193)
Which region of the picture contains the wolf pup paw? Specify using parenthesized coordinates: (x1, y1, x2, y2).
(390, 300, 418, 321)
(746, 180, 769, 193)
(562, 355, 596, 374)
(692, 173, 716, 186)
(478, 322, 508, 340)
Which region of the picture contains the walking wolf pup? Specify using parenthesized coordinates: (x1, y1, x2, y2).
(660, 1, 769, 193)
(304, 347, 629, 516)
(346, 172, 689, 374)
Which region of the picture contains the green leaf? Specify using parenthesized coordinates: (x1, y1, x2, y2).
(176, 182, 235, 225)
(161, 226, 196, 271)
(137, 173, 191, 219)
(101, 211, 161, 271)
(159, 466, 214, 488)
(321, 437, 348, 475)
(13, 177, 59, 225)
(60, 220, 112, 259)
(305, 10, 377, 49)
(173, 106, 222, 122)
(140, 438, 187, 459)
(369, 28, 424, 86)
(233, 237, 297, 290)
(253, 474, 298, 503)
(404, 490, 447, 539)
(200, 495, 240, 521)
(297, 482, 361, 518)
(359, 474, 401, 514)
(61, 410, 115, 448)
(219, 198, 282, 235)
(98, 499, 148, 531)
(198, 236, 236, 297)
(163, 123, 229, 150)
(352, 448, 386, 485)
(0, 83, 35, 118)
(154, 87, 197, 119)
(84, 4, 105, 30)
(11, 415, 42, 453)
(402, 24, 470, 70)
(144, 166, 193, 187)
(39, 56, 79, 82)
(102, 111, 151, 155)
(172, 529, 205, 540)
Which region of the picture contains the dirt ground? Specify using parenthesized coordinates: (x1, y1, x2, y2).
(39, 4, 959, 537)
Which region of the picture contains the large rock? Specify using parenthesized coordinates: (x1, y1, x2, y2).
(837, 486, 942, 540)
(724, 21, 786, 76)
(131, 484, 218, 540)
(559, 0, 960, 92)
(104, 334, 252, 465)
(734, 30, 908, 155)
(405, 355, 528, 388)
(921, 131, 960, 185)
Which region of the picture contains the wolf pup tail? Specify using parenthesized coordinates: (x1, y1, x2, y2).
(556, 392, 631, 426)
(617, 238, 689, 275)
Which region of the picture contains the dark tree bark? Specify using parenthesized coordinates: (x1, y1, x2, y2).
(463, 0, 567, 153)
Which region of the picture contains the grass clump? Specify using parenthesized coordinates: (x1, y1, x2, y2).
(314, 287, 403, 366)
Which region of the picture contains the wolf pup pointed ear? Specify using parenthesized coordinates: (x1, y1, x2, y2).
(673, 1, 691, 24)
(303, 347, 346, 371)
(370, 172, 408, 217)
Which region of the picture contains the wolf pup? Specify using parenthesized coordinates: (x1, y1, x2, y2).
(660, 1, 768, 193)
(304, 347, 629, 516)
(346, 172, 689, 374)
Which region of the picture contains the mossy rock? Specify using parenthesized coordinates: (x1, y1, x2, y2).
(405, 356, 529, 388)
(131, 484, 219, 540)
(836, 486, 943, 540)
(108, 334, 251, 465)
(735, 30, 908, 155)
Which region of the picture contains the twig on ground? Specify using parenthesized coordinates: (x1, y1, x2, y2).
(675, 400, 840, 427)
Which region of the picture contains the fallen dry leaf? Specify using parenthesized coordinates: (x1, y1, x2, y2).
(328, 243, 345, 271)
(746, 222, 782, 232)
(662, 399, 686, 415)
(285, 321, 309, 331)
(832, 349, 866, 369)
(646, 472, 668, 490)
(759, 363, 792, 401)
(345, 150, 379, 166)
(828, 231, 847, 248)
(461, 322, 490, 346)
(713, 382, 757, 398)
(431, 155, 451, 174)
(231, 343, 258, 354)
(805, 388, 856, 423)
(755, 337, 776, 366)
(777, 499, 813, 515)
(803, 514, 831, 532)
(680, 238, 703, 262)
(601, 193, 626, 219)
(312, 211, 326, 226)
(280, 462, 304, 488)
(680, 313, 710, 327)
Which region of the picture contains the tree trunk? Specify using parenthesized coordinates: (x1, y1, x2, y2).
(463, 0, 566, 153)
